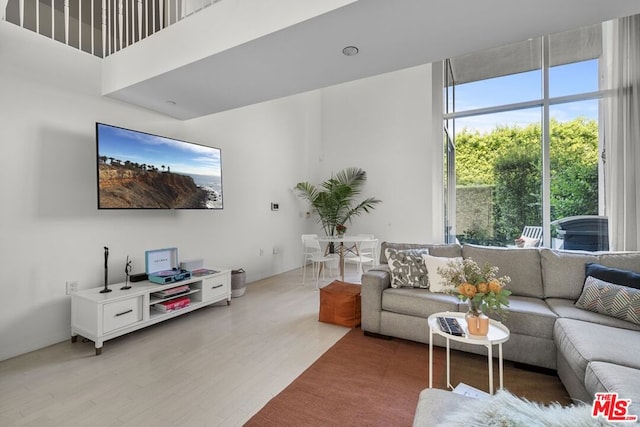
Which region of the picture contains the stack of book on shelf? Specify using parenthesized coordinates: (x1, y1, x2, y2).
(152, 284, 190, 299)
(155, 296, 190, 313)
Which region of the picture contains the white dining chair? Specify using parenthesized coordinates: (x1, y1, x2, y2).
(345, 238, 378, 274)
(301, 234, 335, 289)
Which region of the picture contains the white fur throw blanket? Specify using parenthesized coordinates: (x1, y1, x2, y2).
(439, 390, 616, 426)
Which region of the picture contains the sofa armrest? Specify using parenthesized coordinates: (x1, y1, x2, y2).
(361, 266, 391, 334)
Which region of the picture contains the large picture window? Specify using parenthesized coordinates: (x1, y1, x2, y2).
(444, 24, 605, 248)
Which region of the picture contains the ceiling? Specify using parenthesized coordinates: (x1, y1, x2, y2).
(104, 0, 640, 120)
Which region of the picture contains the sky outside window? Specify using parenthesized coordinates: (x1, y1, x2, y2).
(452, 60, 597, 136)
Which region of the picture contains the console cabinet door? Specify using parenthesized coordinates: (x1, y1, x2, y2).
(102, 296, 143, 334)
(201, 275, 230, 302)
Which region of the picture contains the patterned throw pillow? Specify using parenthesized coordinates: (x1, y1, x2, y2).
(385, 248, 429, 289)
(576, 276, 640, 325)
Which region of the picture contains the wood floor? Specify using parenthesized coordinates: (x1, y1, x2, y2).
(0, 268, 355, 426)
(0, 265, 570, 426)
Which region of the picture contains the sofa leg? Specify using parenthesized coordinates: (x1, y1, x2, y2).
(363, 330, 392, 340)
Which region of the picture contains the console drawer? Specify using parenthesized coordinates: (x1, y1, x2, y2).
(202, 277, 229, 302)
(103, 297, 142, 333)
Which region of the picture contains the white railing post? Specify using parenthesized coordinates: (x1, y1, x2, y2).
(79, 0, 82, 51)
(124, 0, 128, 48)
(8, 0, 222, 58)
(35, 0, 39, 34)
(64, 0, 69, 45)
(117, 0, 123, 51)
(102, 0, 107, 57)
(91, 0, 94, 55)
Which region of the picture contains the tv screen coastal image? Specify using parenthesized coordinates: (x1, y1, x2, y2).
(96, 123, 223, 209)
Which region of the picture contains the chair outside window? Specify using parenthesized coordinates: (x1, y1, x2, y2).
(514, 226, 543, 248)
(345, 238, 378, 274)
(302, 234, 335, 289)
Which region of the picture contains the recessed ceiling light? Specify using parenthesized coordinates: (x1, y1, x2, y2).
(342, 46, 359, 56)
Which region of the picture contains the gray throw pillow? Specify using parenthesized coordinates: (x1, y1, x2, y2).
(385, 248, 429, 289)
(576, 276, 640, 325)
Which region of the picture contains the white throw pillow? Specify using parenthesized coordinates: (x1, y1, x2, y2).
(422, 254, 463, 293)
(518, 236, 539, 247)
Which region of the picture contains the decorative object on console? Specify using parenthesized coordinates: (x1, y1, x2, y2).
(180, 259, 204, 272)
(121, 255, 132, 290)
(386, 248, 430, 288)
(336, 224, 347, 236)
(129, 272, 148, 282)
(145, 247, 191, 284)
(100, 246, 112, 293)
(439, 258, 511, 336)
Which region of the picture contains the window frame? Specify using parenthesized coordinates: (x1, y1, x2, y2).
(443, 34, 609, 247)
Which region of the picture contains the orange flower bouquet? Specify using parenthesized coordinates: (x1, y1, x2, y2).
(439, 258, 511, 319)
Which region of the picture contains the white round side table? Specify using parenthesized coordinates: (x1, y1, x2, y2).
(428, 311, 510, 394)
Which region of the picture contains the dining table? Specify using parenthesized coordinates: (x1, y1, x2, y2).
(315, 235, 371, 282)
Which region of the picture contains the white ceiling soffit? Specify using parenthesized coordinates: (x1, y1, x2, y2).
(104, 0, 640, 120)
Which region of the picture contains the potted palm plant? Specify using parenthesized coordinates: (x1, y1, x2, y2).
(294, 167, 381, 240)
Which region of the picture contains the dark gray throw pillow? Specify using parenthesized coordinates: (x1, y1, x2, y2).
(585, 263, 640, 290)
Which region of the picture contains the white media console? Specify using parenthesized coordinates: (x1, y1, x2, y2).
(71, 269, 231, 355)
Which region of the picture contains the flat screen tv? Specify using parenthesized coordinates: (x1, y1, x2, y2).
(96, 123, 223, 209)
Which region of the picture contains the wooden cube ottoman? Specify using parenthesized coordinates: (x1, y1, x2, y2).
(319, 281, 361, 327)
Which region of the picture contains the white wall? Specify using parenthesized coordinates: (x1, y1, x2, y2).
(316, 64, 444, 243)
(0, 21, 441, 361)
(0, 22, 320, 361)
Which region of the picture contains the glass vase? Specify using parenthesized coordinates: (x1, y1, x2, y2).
(466, 300, 489, 337)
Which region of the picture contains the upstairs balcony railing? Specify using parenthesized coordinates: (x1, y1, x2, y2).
(3, 0, 221, 58)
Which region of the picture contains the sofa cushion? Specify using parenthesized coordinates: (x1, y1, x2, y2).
(382, 288, 460, 318)
(385, 248, 430, 289)
(422, 254, 463, 293)
(546, 298, 640, 331)
(575, 276, 640, 325)
(380, 242, 461, 264)
(586, 263, 640, 290)
(483, 296, 557, 340)
(598, 252, 640, 274)
(554, 318, 640, 386)
(540, 249, 598, 300)
(462, 245, 543, 298)
(585, 362, 640, 418)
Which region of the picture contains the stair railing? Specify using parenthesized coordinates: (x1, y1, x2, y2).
(3, 0, 222, 58)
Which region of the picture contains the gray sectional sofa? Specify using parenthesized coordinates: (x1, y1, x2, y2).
(361, 242, 640, 416)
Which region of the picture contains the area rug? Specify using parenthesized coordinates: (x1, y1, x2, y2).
(244, 328, 570, 427)
(244, 328, 429, 426)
